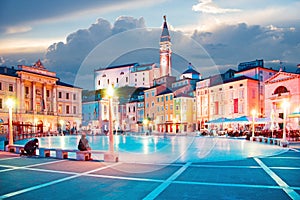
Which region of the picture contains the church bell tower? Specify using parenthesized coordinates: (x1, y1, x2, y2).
(160, 15, 172, 77)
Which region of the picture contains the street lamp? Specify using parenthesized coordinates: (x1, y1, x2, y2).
(251, 109, 256, 140)
(281, 99, 290, 147)
(6, 98, 14, 146)
(143, 118, 149, 135)
(105, 84, 118, 162)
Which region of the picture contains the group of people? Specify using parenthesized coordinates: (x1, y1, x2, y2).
(20, 133, 91, 156)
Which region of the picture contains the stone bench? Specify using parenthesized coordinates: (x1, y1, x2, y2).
(6, 144, 26, 154)
(6, 145, 117, 162)
(38, 148, 109, 161)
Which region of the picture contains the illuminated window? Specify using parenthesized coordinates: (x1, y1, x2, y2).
(58, 104, 62, 114)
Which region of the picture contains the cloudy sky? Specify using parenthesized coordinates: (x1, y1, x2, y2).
(0, 0, 299, 89)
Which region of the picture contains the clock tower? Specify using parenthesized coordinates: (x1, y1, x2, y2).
(160, 15, 172, 77)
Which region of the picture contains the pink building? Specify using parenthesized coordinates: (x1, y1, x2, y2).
(264, 71, 300, 130)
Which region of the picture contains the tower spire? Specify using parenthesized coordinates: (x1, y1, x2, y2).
(160, 15, 170, 43)
(159, 15, 172, 77)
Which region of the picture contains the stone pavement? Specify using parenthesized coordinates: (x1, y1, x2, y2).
(0, 147, 299, 200)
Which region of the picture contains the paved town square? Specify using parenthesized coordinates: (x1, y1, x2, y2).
(0, 140, 299, 200)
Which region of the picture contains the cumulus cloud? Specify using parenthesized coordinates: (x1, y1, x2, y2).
(44, 16, 146, 84)
(192, 0, 241, 14)
(192, 22, 300, 72)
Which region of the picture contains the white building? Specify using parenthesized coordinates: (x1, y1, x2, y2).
(94, 63, 160, 90)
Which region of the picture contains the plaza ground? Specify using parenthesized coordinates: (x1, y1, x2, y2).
(0, 141, 300, 200)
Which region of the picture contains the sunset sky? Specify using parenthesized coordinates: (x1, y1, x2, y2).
(0, 0, 299, 89)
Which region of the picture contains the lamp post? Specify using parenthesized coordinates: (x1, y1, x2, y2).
(143, 118, 149, 135)
(281, 100, 290, 147)
(6, 98, 14, 146)
(251, 109, 256, 141)
(104, 84, 118, 162)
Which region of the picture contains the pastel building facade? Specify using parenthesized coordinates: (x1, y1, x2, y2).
(0, 60, 82, 135)
(264, 71, 300, 130)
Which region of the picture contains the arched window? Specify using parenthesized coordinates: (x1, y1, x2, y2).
(120, 72, 124, 75)
(102, 74, 106, 77)
(274, 86, 289, 95)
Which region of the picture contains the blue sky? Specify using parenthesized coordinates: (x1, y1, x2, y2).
(0, 0, 299, 89)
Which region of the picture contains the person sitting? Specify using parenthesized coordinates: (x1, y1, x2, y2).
(20, 138, 39, 156)
(78, 133, 91, 151)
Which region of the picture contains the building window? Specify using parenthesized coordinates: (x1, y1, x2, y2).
(234, 99, 238, 113)
(73, 106, 76, 114)
(152, 91, 155, 96)
(252, 89, 256, 98)
(133, 106, 135, 112)
(0, 98, 2, 109)
(73, 94, 76, 100)
(46, 90, 50, 98)
(157, 97, 160, 102)
(0, 82, 2, 90)
(66, 105, 70, 114)
(151, 101, 154, 107)
(126, 77, 128, 82)
(58, 92, 62, 98)
(98, 80, 100, 85)
(58, 104, 62, 114)
(166, 105, 168, 110)
(239, 89, 244, 99)
(9, 84, 13, 92)
(116, 78, 119, 83)
(166, 96, 168, 101)
(25, 86, 29, 94)
(170, 105, 173, 110)
(25, 101, 29, 111)
(107, 79, 109, 84)
(66, 93, 69, 99)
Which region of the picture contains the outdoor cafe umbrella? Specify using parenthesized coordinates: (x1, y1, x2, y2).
(206, 117, 231, 124)
(230, 116, 251, 123)
(288, 111, 300, 118)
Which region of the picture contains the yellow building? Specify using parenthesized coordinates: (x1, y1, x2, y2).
(0, 60, 82, 135)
